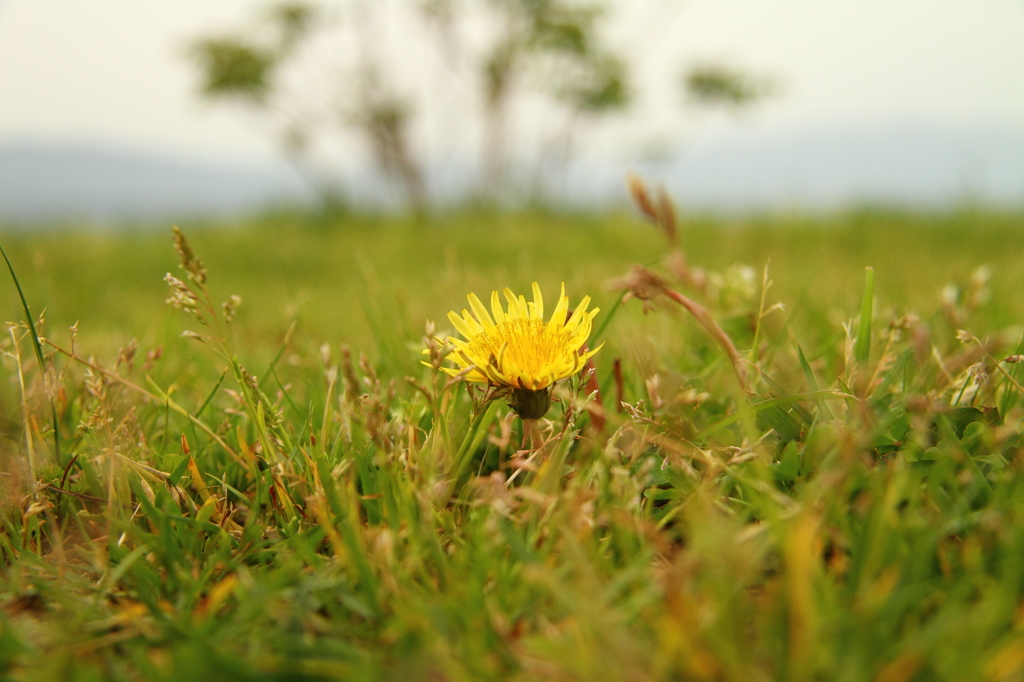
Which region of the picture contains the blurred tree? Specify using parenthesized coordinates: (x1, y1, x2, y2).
(188, 2, 776, 210)
(684, 63, 776, 110)
(480, 0, 629, 194)
(350, 69, 426, 212)
(191, 3, 342, 205)
(193, 2, 425, 212)
(189, 0, 631, 209)
(194, 41, 276, 104)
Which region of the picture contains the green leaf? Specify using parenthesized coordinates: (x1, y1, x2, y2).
(939, 406, 1001, 440)
(757, 405, 802, 442)
(695, 390, 849, 441)
(770, 441, 801, 481)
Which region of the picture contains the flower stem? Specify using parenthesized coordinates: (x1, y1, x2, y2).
(521, 418, 538, 450)
(660, 286, 750, 396)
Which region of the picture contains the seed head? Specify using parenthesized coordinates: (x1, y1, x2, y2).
(626, 173, 677, 245)
(608, 266, 666, 312)
(222, 294, 243, 324)
(164, 273, 200, 316)
(172, 225, 207, 285)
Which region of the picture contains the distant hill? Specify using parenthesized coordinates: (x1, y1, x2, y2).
(662, 123, 1024, 209)
(564, 123, 1024, 211)
(2, 124, 1023, 222)
(0, 143, 307, 223)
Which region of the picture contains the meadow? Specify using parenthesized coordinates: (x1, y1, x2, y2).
(2, 198, 1024, 681)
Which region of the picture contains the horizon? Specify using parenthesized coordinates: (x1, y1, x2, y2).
(2, 120, 1023, 223)
(1, 1, 1023, 219)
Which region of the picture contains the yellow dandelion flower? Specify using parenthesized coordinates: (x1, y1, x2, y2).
(439, 282, 603, 419)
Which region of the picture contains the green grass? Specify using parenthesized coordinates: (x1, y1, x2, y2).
(2, 206, 1024, 680)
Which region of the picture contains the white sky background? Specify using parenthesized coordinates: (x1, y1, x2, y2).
(0, 0, 1023, 172)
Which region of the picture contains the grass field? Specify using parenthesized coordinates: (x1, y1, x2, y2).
(3, 202, 1024, 680)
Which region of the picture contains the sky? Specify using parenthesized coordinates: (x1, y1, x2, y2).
(1, 0, 1023, 209)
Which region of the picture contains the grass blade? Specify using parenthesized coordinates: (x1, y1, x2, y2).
(452, 399, 501, 485)
(195, 369, 228, 418)
(259, 319, 297, 386)
(798, 344, 835, 421)
(0, 243, 61, 465)
(855, 266, 874, 366)
(590, 292, 625, 344)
